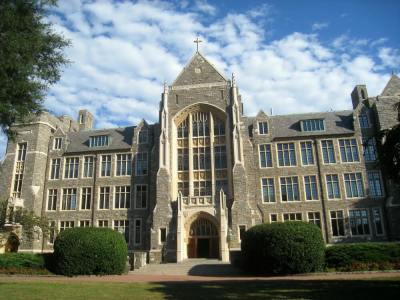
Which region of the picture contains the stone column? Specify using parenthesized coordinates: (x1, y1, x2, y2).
(219, 190, 229, 262)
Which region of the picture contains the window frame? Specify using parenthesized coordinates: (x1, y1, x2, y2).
(343, 172, 365, 199)
(134, 184, 148, 209)
(325, 174, 341, 200)
(300, 140, 315, 166)
(348, 209, 371, 237)
(279, 176, 300, 202)
(259, 143, 273, 168)
(258, 121, 269, 135)
(320, 139, 336, 164)
(276, 142, 297, 167)
(338, 138, 360, 163)
(329, 210, 346, 237)
(261, 177, 275, 203)
(303, 175, 319, 201)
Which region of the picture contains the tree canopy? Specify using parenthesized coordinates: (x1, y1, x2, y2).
(0, 0, 70, 138)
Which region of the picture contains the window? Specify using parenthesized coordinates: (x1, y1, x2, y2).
(193, 148, 211, 170)
(194, 181, 212, 196)
(358, 114, 369, 128)
(134, 219, 142, 245)
(280, 177, 300, 201)
(178, 182, 189, 197)
(321, 140, 336, 164)
(53, 138, 62, 150)
(344, 173, 364, 198)
(12, 143, 27, 198)
(277, 143, 296, 166)
(258, 121, 268, 134)
(135, 185, 147, 209)
(64, 157, 79, 179)
(48, 221, 56, 244)
(79, 220, 90, 227)
(326, 174, 341, 199)
(259, 144, 272, 167)
(214, 119, 225, 136)
(214, 146, 227, 169)
(116, 154, 132, 176)
(363, 138, 377, 162)
(372, 208, 384, 235)
(177, 119, 188, 138)
(301, 119, 325, 132)
(330, 211, 345, 236)
(238, 225, 246, 241)
(80, 187, 92, 210)
(261, 178, 275, 203)
(160, 228, 167, 243)
(50, 158, 61, 180)
(60, 221, 74, 232)
(89, 135, 109, 147)
(115, 186, 130, 209)
(300, 141, 314, 165)
(283, 213, 302, 221)
(17, 142, 27, 161)
(304, 175, 318, 200)
(98, 220, 109, 227)
(138, 129, 148, 144)
(114, 220, 129, 243)
(135, 152, 148, 175)
(368, 171, 383, 197)
(101, 155, 111, 177)
(99, 187, 110, 209)
(83, 156, 94, 178)
(61, 188, 77, 210)
(308, 212, 321, 228)
(177, 149, 189, 171)
(349, 209, 370, 235)
(339, 139, 360, 162)
(47, 189, 57, 211)
(270, 214, 278, 223)
(192, 112, 209, 137)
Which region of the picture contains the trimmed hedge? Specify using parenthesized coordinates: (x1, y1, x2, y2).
(326, 242, 400, 271)
(241, 222, 325, 275)
(53, 227, 128, 276)
(0, 253, 51, 274)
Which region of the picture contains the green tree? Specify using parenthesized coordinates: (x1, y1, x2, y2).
(0, 0, 70, 138)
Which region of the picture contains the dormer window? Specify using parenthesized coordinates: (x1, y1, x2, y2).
(258, 121, 269, 135)
(358, 114, 370, 128)
(138, 129, 148, 144)
(53, 137, 63, 150)
(89, 135, 109, 147)
(301, 119, 325, 132)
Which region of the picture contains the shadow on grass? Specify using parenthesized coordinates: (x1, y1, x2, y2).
(148, 279, 400, 300)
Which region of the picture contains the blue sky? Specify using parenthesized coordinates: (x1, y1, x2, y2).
(0, 0, 399, 159)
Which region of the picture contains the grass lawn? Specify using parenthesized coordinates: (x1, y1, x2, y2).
(0, 277, 400, 300)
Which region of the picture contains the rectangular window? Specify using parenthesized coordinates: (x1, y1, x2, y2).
(160, 228, 167, 243)
(101, 155, 111, 177)
(283, 213, 302, 221)
(47, 189, 57, 211)
(300, 141, 314, 165)
(239, 225, 246, 241)
(53, 138, 62, 150)
(344, 173, 364, 198)
(194, 181, 212, 196)
(277, 143, 296, 166)
(259, 144, 272, 168)
(60, 221, 74, 232)
(349, 209, 370, 235)
(326, 174, 341, 199)
(50, 158, 61, 180)
(115, 186, 130, 209)
(136, 152, 148, 175)
(178, 181, 189, 197)
(48, 221, 56, 244)
(116, 154, 132, 176)
(61, 188, 77, 210)
(363, 138, 377, 162)
(99, 187, 110, 209)
(358, 114, 370, 128)
(330, 211, 345, 237)
(304, 175, 318, 200)
(177, 148, 189, 171)
(339, 139, 360, 162)
(12, 143, 27, 198)
(261, 178, 275, 203)
(98, 220, 109, 228)
(193, 147, 211, 170)
(372, 208, 384, 235)
(301, 119, 325, 132)
(138, 129, 148, 144)
(114, 220, 129, 243)
(270, 214, 278, 223)
(321, 140, 336, 164)
(17, 142, 27, 161)
(214, 146, 227, 169)
(258, 121, 268, 134)
(134, 219, 142, 245)
(89, 135, 109, 147)
(135, 185, 147, 209)
(308, 212, 321, 228)
(81, 187, 92, 210)
(64, 157, 79, 179)
(368, 171, 383, 197)
(79, 220, 90, 227)
(83, 156, 94, 178)
(280, 176, 300, 201)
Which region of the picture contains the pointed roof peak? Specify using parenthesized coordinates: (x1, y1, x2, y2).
(381, 73, 400, 96)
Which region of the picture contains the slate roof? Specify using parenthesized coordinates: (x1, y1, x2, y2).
(381, 74, 400, 96)
(65, 126, 135, 153)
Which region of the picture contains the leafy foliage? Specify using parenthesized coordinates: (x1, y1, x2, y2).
(0, 0, 70, 138)
(326, 243, 400, 271)
(241, 222, 325, 274)
(0, 252, 45, 269)
(53, 227, 128, 276)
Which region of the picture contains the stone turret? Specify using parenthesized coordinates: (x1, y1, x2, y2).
(78, 109, 94, 131)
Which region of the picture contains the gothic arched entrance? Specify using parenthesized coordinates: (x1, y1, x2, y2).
(187, 217, 219, 258)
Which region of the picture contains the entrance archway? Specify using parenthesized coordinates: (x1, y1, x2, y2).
(187, 217, 219, 258)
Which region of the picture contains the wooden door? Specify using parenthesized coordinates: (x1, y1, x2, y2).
(187, 238, 196, 258)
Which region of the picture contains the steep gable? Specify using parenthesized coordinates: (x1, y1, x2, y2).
(381, 74, 400, 96)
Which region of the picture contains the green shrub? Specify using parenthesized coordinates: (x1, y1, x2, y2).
(325, 242, 400, 271)
(241, 222, 325, 275)
(53, 227, 128, 276)
(0, 252, 45, 269)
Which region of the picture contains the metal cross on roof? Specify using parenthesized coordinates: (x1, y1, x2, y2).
(194, 37, 202, 52)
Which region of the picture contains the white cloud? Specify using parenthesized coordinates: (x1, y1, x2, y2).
(378, 47, 400, 68)
(193, 0, 217, 15)
(312, 22, 328, 31)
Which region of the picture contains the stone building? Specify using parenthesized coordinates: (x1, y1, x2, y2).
(0, 51, 399, 264)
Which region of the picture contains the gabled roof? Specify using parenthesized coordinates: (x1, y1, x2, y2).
(172, 52, 227, 86)
(381, 74, 400, 96)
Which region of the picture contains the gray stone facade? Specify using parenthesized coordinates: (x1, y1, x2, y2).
(0, 52, 399, 262)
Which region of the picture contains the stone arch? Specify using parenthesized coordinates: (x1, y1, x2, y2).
(173, 102, 226, 126)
